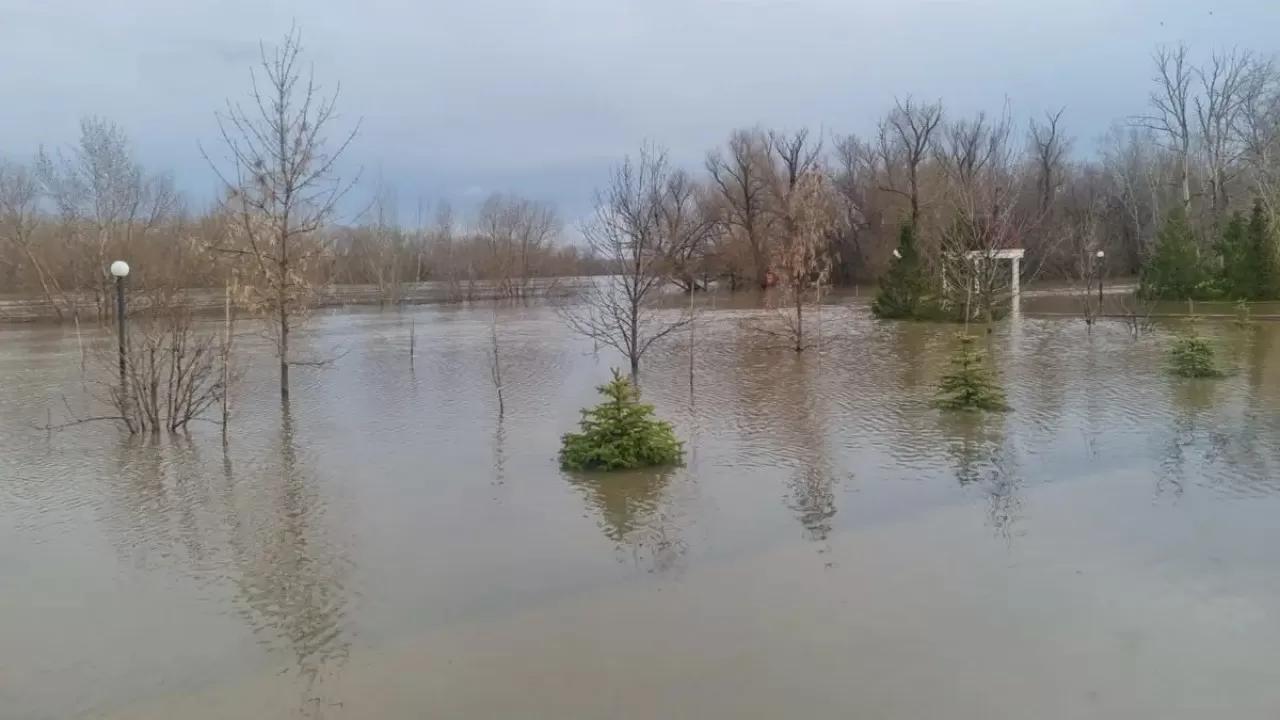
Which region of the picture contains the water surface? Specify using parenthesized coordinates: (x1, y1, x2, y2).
(4, 297, 1280, 718)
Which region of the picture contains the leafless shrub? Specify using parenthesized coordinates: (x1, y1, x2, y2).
(1116, 292, 1157, 337)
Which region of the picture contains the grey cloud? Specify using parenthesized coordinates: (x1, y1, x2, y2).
(2, 0, 1278, 222)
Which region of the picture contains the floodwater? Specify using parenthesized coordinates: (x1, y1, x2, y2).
(4, 295, 1280, 719)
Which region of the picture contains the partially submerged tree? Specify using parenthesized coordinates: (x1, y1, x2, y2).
(205, 25, 359, 402)
(1140, 208, 1211, 299)
(559, 369, 683, 472)
(934, 333, 1009, 412)
(560, 145, 698, 378)
(871, 221, 931, 319)
(934, 106, 1036, 325)
(44, 290, 237, 435)
(1169, 321, 1225, 378)
(477, 193, 561, 299)
(707, 129, 775, 289)
(110, 302, 234, 433)
(765, 130, 837, 351)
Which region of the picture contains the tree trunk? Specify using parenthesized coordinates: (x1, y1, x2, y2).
(795, 297, 804, 352)
(278, 301, 290, 402)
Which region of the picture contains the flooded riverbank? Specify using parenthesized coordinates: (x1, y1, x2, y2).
(4, 297, 1280, 718)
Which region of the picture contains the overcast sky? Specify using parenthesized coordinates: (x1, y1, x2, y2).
(2, 0, 1278, 223)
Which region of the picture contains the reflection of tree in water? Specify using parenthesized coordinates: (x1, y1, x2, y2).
(724, 333, 844, 543)
(95, 407, 352, 717)
(566, 469, 686, 572)
(219, 407, 352, 717)
(939, 413, 1022, 543)
(788, 464, 839, 542)
(890, 324, 934, 391)
(1158, 374, 1274, 500)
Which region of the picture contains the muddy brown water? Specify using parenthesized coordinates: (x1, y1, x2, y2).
(4, 294, 1280, 719)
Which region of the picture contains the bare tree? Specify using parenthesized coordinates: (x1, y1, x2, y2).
(1195, 49, 1257, 229)
(1030, 108, 1070, 216)
(429, 200, 464, 300)
(1060, 173, 1107, 328)
(659, 171, 718, 292)
(560, 145, 691, 379)
(935, 107, 1038, 324)
(829, 132, 891, 282)
(205, 25, 359, 403)
(0, 158, 69, 319)
(765, 167, 838, 351)
(879, 97, 944, 226)
(707, 128, 774, 289)
(1238, 59, 1280, 223)
(477, 194, 561, 299)
(1134, 43, 1194, 214)
(43, 295, 235, 435)
(35, 117, 178, 320)
(364, 177, 404, 306)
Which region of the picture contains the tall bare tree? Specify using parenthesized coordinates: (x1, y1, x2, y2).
(657, 169, 718, 293)
(477, 194, 560, 298)
(879, 97, 944, 227)
(935, 107, 1036, 324)
(205, 25, 359, 402)
(1030, 108, 1070, 216)
(0, 158, 67, 319)
(35, 117, 177, 319)
(767, 167, 838, 351)
(560, 145, 693, 379)
(1134, 44, 1194, 214)
(707, 128, 774, 289)
(1194, 49, 1256, 229)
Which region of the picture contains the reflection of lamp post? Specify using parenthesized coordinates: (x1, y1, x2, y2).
(110, 261, 129, 384)
(1095, 250, 1105, 306)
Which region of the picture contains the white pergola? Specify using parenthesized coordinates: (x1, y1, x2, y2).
(973, 248, 1025, 297)
(942, 248, 1026, 302)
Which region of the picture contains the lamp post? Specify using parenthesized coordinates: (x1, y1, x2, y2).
(110, 261, 129, 384)
(1095, 250, 1106, 308)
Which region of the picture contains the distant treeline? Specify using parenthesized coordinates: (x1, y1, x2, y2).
(5, 40, 1280, 321)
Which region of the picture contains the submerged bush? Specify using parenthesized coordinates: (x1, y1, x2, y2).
(559, 369, 684, 472)
(934, 333, 1010, 412)
(1169, 324, 1225, 378)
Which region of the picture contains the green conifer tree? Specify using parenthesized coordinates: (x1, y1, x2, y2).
(1168, 321, 1225, 378)
(934, 334, 1010, 412)
(1140, 208, 1212, 300)
(559, 369, 684, 471)
(1218, 211, 1251, 299)
(872, 222, 931, 319)
(1246, 199, 1280, 300)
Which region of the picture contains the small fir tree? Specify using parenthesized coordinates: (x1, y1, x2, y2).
(559, 369, 684, 472)
(872, 222, 931, 319)
(1140, 209, 1212, 300)
(934, 333, 1010, 412)
(1169, 321, 1225, 378)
